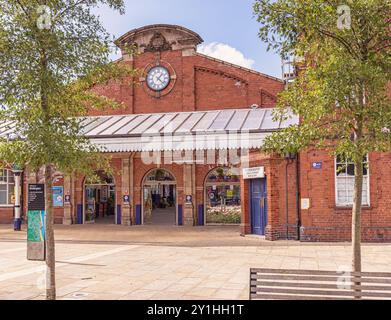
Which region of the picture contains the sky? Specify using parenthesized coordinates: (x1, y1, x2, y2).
(94, 0, 282, 79)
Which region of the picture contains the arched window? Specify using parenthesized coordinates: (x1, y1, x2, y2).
(205, 167, 241, 225)
(85, 170, 114, 185)
(144, 169, 175, 183)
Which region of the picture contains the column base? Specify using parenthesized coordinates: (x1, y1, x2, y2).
(121, 206, 132, 226)
(14, 218, 22, 231)
(121, 216, 132, 226)
(183, 218, 194, 226)
(240, 223, 251, 235)
(62, 217, 72, 225)
(183, 204, 194, 226)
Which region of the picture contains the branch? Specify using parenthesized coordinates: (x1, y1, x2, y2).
(15, 0, 30, 17)
(316, 27, 360, 60)
(54, 0, 89, 20)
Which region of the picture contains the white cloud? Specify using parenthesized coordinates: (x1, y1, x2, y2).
(198, 42, 255, 69)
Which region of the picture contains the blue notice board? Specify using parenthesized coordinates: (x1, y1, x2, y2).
(52, 186, 64, 207)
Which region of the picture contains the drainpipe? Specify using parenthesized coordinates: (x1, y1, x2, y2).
(296, 153, 301, 241)
(285, 159, 289, 240)
(284, 153, 296, 240)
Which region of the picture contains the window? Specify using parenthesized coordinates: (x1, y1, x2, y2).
(335, 155, 369, 206)
(205, 167, 241, 224)
(145, 169, 175, 182)
(0, 169, 14, 205)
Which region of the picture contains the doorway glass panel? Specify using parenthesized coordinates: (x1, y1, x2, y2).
(84, 172, 116, 224)
(143, 169, 177, 225)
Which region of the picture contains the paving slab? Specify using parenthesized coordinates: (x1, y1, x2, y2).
(1, 224, 391, 300)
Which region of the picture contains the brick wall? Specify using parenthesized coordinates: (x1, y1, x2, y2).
(89, 50, 284, 116)
(300, 150, 391, 242)
(239, 150, 299, 241)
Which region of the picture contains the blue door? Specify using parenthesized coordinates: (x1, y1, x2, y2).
(250, 178, 267, 235)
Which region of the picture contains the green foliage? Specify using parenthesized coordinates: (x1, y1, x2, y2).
(254, 0, 391, 163)
(0, 0, 137, 177)
(207, 211, 241, 224)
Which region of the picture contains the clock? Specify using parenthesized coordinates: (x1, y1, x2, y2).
(146, 66, 170, 91)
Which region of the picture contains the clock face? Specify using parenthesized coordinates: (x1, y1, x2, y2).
(146, 66, 170, 91)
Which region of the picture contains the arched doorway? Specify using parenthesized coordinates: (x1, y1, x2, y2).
(204, 167, 241, 225)
(83, 171, 117, 224)
(142, 169, 177, 225)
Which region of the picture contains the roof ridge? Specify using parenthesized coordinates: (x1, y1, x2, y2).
(82, 107, 279, 119)
(195, 52, 284, 83)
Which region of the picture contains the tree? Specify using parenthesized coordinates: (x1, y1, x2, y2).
(0, 0, 135, 300)
(254, 0, 391, 283)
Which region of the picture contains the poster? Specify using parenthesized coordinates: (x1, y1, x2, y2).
(85, 199, 95, 223)
(52, 186, 64, 207)
(101, 186, 108, 203)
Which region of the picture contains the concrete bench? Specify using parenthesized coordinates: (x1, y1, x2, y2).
(250, 268, 391, 300)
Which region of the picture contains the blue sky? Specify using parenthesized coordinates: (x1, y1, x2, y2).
(94, 0, 282, 79)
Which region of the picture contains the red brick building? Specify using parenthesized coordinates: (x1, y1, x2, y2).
(1, 24, 390, 242)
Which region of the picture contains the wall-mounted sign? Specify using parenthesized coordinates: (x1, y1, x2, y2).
(123, 194, 130, 205)
(185, 195, 192, 203)
(52, 186, 64, 207)
(52, 175, 64, 185)
(301, 198, 311, 210)
(27, 184, 45, 261)
(312, 162, 323, 169)
(226, 189, 234, 198)
(64, 194, 71, 204)
(243, 167, 265, 179)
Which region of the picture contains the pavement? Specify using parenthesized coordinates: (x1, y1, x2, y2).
(0, 224, 391, 300)
(150, 207, 176, 225)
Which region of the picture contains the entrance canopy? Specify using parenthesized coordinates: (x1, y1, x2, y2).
(83, 108, 298, 152)
(0, 108, 298, 152)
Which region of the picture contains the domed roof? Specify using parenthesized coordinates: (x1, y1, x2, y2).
(115, 24, 203, 52)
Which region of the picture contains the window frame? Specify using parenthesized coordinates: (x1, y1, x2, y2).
(0, 169, 15, 207)
(334, 155, 370, 207)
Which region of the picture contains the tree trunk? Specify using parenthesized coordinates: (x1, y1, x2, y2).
(39, 41, 56, 300)
(45, 164, 56, 300)
(352, 157, 363, 298)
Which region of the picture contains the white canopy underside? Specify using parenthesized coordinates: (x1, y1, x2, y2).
(90, 132, 270, 152)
